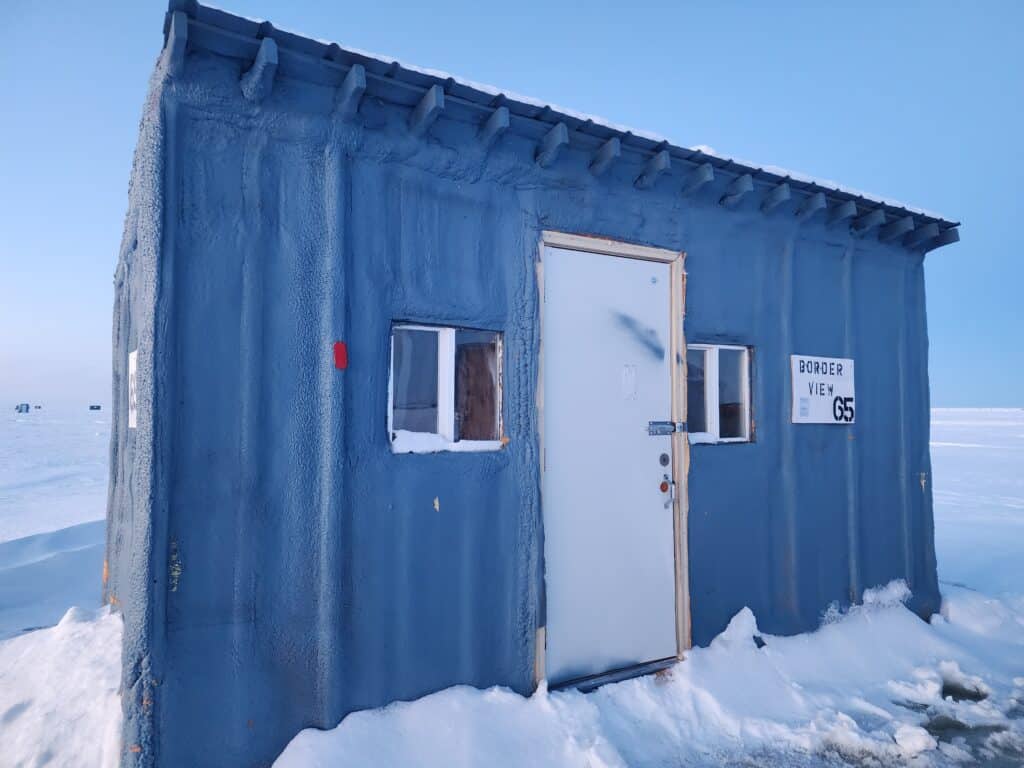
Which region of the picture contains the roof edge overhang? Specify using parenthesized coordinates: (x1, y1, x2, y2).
(161, 0, 961, 254)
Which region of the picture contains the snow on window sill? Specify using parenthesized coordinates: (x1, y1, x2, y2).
(390, 430, 504, 454)
(689, 433, 750, 445)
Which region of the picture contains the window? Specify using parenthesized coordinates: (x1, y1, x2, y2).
(389, 324, 503, 453)
(687, 344, 751, 444)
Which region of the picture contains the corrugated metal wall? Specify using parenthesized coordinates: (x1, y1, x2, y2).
(684, 229, 937, 646)
(108, 43, 939, 768)
(151, 96, 544, 765)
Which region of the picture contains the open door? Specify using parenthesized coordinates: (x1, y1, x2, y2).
(539, 232, 689, 688)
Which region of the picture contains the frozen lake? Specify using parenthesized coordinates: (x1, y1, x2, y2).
(931, 408, 1024, 596)
(0, 406, 109, 544)
(0, 407, 109, 640)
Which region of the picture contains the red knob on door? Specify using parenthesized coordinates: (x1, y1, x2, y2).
(659, 481, 670, 493)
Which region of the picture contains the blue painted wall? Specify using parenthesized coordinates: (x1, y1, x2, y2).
(684, 230, 938, 646)
(107, 16, 940, 768)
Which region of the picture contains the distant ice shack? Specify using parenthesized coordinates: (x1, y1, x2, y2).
(106, 3, 961, 766)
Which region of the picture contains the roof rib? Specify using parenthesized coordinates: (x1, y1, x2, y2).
(163, 1, 961, 253)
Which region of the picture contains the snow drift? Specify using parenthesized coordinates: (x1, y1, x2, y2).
(0, 606, 122, 768)
(274, 583, 1024, 767)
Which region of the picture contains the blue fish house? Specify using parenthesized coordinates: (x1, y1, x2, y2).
(106, 3, 961, 765)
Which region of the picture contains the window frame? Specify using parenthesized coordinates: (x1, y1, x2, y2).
(687, 343, 751, 445)
(388, 323, 504, 454)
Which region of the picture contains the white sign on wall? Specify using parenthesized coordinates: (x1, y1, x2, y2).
(790, 355, 855, 424)
(128, 350, 138, 430)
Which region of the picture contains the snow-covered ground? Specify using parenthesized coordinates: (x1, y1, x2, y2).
(0, 605, 122, 768)
(0, 408, 1021, 767)
(277, 583, 1024, 767)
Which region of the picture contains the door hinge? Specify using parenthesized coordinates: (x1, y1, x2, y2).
(648, 421, 687, 436)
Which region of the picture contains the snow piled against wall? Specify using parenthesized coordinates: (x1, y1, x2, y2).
(0, 606, 122, 768)
(276, 584, 1024, 767)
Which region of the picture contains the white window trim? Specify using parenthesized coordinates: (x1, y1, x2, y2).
(688, 344, 751, 445)
(389, 323, 504, 454)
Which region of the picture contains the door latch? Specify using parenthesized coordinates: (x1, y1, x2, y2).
(648, 421, 687, 436)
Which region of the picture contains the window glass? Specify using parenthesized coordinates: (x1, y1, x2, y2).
(455, 330, 500, 441)
(392, 328, 438, 433)
(718, 348, 745, 439)
(390, 323, 504, 453)
(686, 349, 707, 434)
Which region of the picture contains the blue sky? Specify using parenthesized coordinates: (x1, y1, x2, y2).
(1, 1, 1020, 406)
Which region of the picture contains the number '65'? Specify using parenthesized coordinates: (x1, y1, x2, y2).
(832, 396, 854, 422)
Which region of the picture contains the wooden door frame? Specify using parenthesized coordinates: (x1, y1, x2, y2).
(535, 230, 691, 688)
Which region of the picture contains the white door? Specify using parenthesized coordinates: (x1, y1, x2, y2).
(542, 244, 679, 686)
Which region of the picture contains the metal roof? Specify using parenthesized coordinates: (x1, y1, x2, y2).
(163, 0, 960, 253)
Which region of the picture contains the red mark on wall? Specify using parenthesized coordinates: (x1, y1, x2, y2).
(333, 341, 348, 370)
